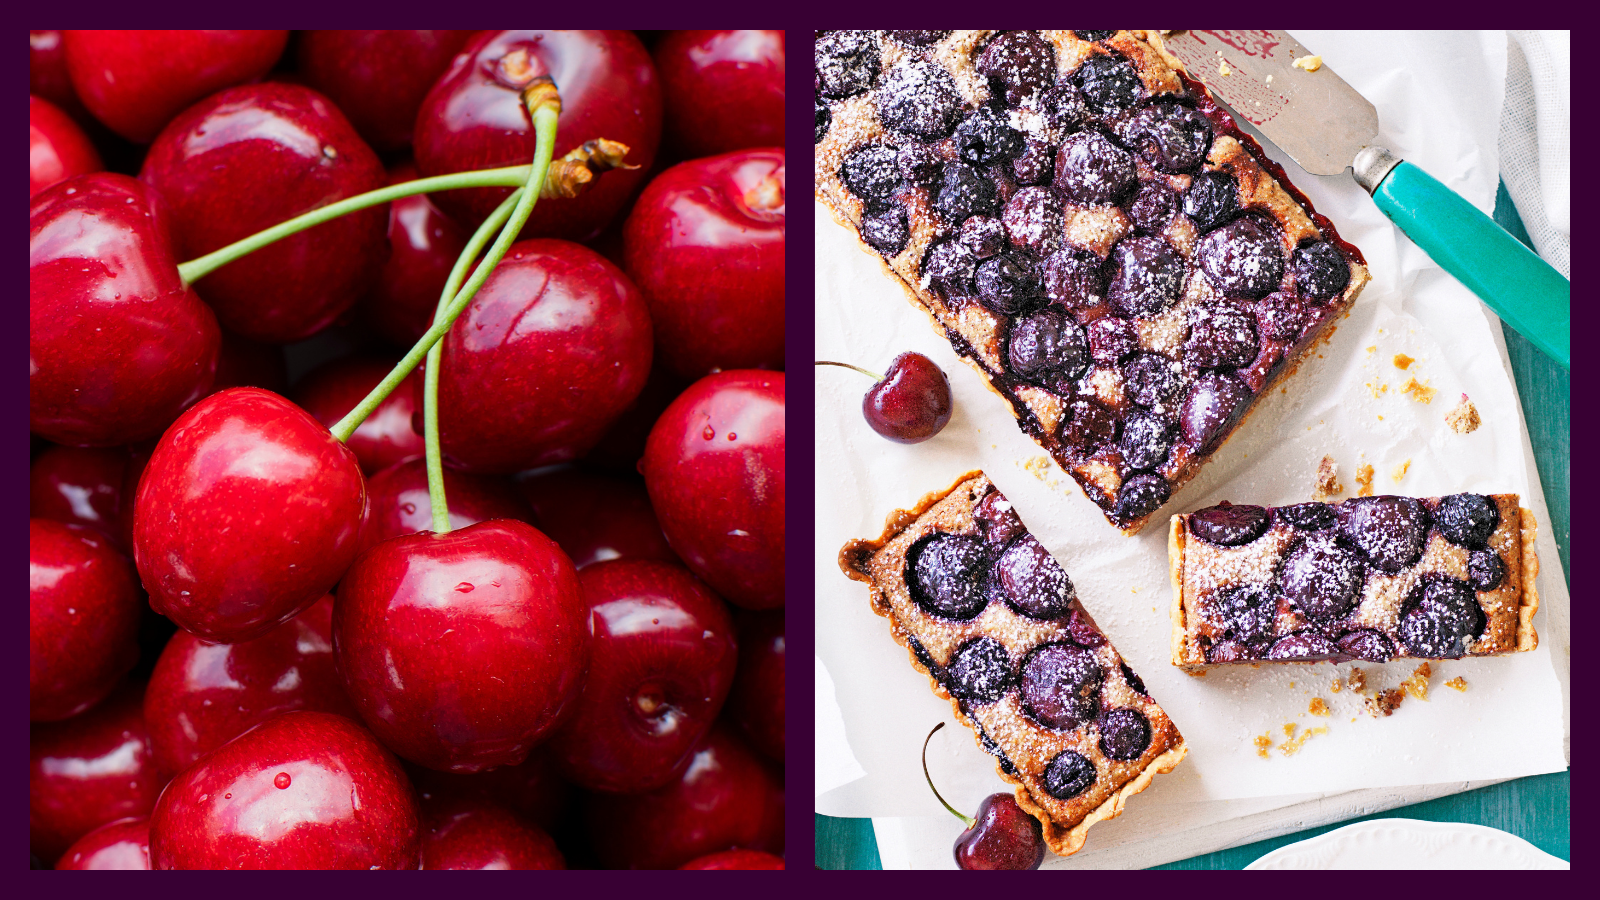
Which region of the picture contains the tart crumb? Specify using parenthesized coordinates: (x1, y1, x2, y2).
(1400, 662, 1432, 701)
(1314, 455, 1343, 500)
(1254, 733, 1274, 758)
(1367, 687, 1406, 717)
(1309, 697, 1330, 716)
(1445, 676, 1469, 692)
(1292, 54, 1323, 72)
(1265, 74, 1274, 84)
(1446, 394, 1481, 433)
(1330, 677, 1343, 694)
(1392, 459, 1411, 482)
(1393, 353, 1414, 370)
(1283, 722, 1297, 737)
(1355, 463, 1375, 497)
(1400, 376, 1437, 404)
(1218, 59, 1232, 76)
(1280, 725, 1327, 756)
(1366, 345, 1377, 354)
(1365, 380, 1389, 398)
(1346, 668, 1367, 693)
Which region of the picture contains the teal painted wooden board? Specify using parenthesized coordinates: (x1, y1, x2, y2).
(812, 184, 1569, 869)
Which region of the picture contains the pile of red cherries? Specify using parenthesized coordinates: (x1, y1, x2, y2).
(30, 29, 785, 870)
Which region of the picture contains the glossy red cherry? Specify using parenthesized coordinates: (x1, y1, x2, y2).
(30, 520, 142, 721)
(585, 723, 784, 869)
(680, 849, 785, 870)
(140, 82, 387, 343)
(654, 31, 785, 158)
(62, 30, 289, 143)
(30, 682, 162, 863)
(335, 519, 589, 773)
(405, 746, 572, 833)
(56, 817, 151, 870)
(414, 30, 662, 241)
(297, 30, 475, 152)
(954, 794, 1047, 871)
(865, 353, 955, 443)
(623, 149, 785, 380)
(30, 95, 101, 197)
(642, 370, 785, 610)
(29, 444, 132, 552)
(358, 457, 535, 558)
(419, 796, 565, 870)
(517, 466, 676, 569)
(30, 31, 91, 125)
(726, 609, 785, 763)
(292, 356, 424, 475)
(133, 388, 366, 643)
(148, 711, 420, 870)
(144, 595, 358, 777)
(431, 239, 653, 473)
(549, 560, 738, 793)
(30, 173, 220, 447)
(357, 161, 471, 348)
(209, 331, 289, 396)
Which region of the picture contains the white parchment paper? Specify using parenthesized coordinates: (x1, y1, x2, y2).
(814, 31, 1568, 843)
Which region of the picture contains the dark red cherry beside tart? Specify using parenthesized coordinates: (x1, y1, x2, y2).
(292, 356, 425, 475)
(296, 30, 476, 152)
(643, 371, 785, 610)
(140, 82, 387, 344)
(144, 595, 358, 777)
(358, 457, 535, 558)
(826, 353, 954, 444)
(30, 682, 161, 863)
(432, 239, 654, 473)
(30, 520, 142, 722)
(726, 609, 785, 763)
(654, 30, 785, 158)
(55, 817, 151, 870)
(680, 849, 785, 870)
(334, 519, 590, 773)
(62, 30, 289, 143)
(30, 174, 220, 447)
(30, 95, 101, 197)
(133, 388, 366, 644)
(148, 711, 420, 870)
(624, 148, 786, 380)
(414, 30, 662, 241)
(357, 161, 472, 348)
(922, 723, 1044, 870)
(419, 796, 565, 870)
(517, 466, 677, 569)
(549, 560, 738, 793)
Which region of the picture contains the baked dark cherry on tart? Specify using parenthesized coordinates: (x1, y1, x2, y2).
(841, 471, 1186, 857)
(1168, 494, 1540, 670)
(815, 31, 1370, 533)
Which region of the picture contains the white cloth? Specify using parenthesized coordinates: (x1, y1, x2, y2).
(1499, 31, 1570, 277)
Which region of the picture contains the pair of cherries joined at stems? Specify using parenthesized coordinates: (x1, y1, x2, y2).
(31, 29, 786, 870)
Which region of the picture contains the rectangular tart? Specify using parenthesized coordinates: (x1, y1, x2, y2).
(1168, 494, 1539, 672)
(840, 471, 1186, 857)
(815, 30, 1370, 534)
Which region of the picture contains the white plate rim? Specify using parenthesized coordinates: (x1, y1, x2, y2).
(1245, 818, 1568, 869)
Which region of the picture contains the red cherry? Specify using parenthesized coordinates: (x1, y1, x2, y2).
(30, 31, 91, 125)
(516, 466, 676, 569)
(140, 82, 387, 343)
(30, 173, 220, 447)
(357, 161, 471, 348)
(414, 30, 662, 241)
(30, 520, 142, 721)
(133, 388, 366, 643)
(209, 331, 289, 396)
(654, 31, 785, 158)
(726, 609, 785, 763)
(419, 797, 565, 870)
(62, 30, 289, 143)
(679, 849, 785, 870)
(358, 457, 535, 558)
(405, 746, 572, 833)
(55, 817, 151, 870)
(29, 444, 132, 552)
(296, 30, 476, 152)
(30, 682, 162, 863)
(431, 239, 654, 473)
(30, 95, 101, 197)
(549, 560, 738, 793)
(864, 352, 954, 443)
(954, 793, 1046, 871)
(642, 370, 785, 610)
(292, 356, 424, 475)
(144, 595, 358, 778)
(585, 723, 784, 869)
(334, 519, 589, 773)
(148, 711, 420, 870)
(623, 149, 785, 380)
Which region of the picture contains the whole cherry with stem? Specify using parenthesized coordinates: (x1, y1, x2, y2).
(817, 352, 954, 443)
(923, 723, 1045, 870)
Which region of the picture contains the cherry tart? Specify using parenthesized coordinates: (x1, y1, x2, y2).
(840, 471, 1186, 858)
(815, 31, 1370, 534)
(1168, 494, 1540, 672)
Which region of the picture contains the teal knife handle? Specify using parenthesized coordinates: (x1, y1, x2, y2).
(1371, 160, 1569, 370)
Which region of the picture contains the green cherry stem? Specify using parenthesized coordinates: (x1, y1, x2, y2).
(815, 360, 884, 382)
(922, 723, 976, 829)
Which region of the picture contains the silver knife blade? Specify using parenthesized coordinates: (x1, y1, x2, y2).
(1161, 30, 1378, 176)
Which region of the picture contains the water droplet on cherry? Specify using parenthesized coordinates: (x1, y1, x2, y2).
(274, 772, 292, 789)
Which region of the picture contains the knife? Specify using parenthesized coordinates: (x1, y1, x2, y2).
(1162, 30, 1569, 370)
